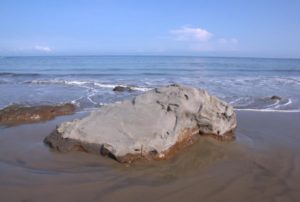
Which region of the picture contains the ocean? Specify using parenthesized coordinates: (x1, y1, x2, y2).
(0, 56, 300, 112)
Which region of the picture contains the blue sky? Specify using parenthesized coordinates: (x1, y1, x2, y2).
(0, 0, 300, 58)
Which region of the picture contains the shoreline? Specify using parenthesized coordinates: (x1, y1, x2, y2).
(0, 110, 299, 201)
(235, 108, 300, 113)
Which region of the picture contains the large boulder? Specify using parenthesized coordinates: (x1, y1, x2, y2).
(44, 85, 237, 163)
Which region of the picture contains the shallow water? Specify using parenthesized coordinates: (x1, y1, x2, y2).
(1, 56, 300, 112)
(0, 111, 300, 202)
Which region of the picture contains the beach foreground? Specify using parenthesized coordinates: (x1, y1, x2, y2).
(0, 111, 299, 202)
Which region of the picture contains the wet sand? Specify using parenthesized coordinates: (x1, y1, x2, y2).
(0, 111, 300, 202)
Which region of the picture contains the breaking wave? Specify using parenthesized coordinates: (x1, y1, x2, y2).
(25, 79, 152, 92)
(231, 97, 300, 112)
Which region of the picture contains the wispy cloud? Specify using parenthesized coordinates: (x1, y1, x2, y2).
(34, 45, 52, 52)
(169, 26, 238, 52)
(170, 27, 212, 42)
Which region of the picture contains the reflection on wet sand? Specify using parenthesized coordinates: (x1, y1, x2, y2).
(0, 111, 300, 202)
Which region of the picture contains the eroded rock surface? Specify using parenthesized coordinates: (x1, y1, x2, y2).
(44, 85, 237, 163)
(0, 103, 76, 125)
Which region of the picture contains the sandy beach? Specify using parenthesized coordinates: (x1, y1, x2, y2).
(1, 0, 300, 201)
(0, 111, 299, 202)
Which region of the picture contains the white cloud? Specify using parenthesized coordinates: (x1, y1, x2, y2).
(34, 45, 52, 52)
(170, 26, 212, 42)
(169, 26, 239, 52)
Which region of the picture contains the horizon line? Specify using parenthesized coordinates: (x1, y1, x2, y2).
(1, 54, 300, 60)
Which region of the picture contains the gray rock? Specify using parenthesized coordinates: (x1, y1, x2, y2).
(270, 95, 282, 100)
(113, 86, 133, 92)
(44, 85, 237, 163)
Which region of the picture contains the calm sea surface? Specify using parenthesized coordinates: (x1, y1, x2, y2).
(0, 56, 300, 112)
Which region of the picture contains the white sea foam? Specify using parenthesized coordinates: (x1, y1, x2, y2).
(87, 90, 98, 105)
(273, 98, 292, 109)
(93, 82, 116, 88)
(235, 108, 300, 113)
(0, 79, 9, 84)
(280, 98, 292, 107)
(94, 82, 152, 91)
(20, 77, 300, 113)
(231, 97, 254, 107)
(71, 96, 84, 106)
(265, 99, 280, 109)
(131, 86, 152, 92)
(65, 81, 88, 85)
(28, 79, 88, 86)
(274, 77, 300, 85)
(26, 79, 151, 92)
(229, 97, 243, 105)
